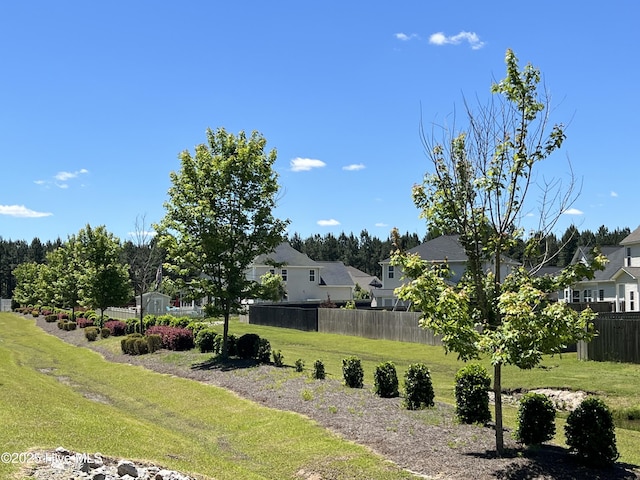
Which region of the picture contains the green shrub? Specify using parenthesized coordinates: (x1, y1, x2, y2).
(45, 314, 58, 323)
(455, 364, 491, 424)
(31, 310, 40, 317)
(227, 333, 238, 356)
(121, 333, 144, 355)
(373, 361, 399, 398)
(101, 327, 111, 339)
(195, 328, 218, 353)
(273, 350, 284, 367)
(313, 360, 325, 380)
(147, 334, 163, 353)
(565, 397, 619, 466)
(57, 320, 65, 329)
(84, 327, 100, 342)
(187, 321, 208, 336)
(295, 358, 305, 372)
(237, 333, 261, 359)
(403, 363, 435, 410)
(66, 321, 77, 331)
(342, 356, 364, 388)
(125, 318, 142, 334)
(257, 338, 271, 363)
(133, 337, 149, 355)
(515, 392, 556, 446)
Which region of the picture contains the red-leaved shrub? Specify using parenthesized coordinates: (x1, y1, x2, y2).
(76, 318, 95, 328)
(104, 320, 127, 336)
(145, 326, 194, 351)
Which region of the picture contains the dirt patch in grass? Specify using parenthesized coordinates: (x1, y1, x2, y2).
(35, 317, 640, 480)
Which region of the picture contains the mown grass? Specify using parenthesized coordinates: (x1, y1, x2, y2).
(196, 317, 640, 466)
(0, 313, 416, 480)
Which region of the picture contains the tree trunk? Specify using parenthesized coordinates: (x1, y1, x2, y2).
(222, 310, 230, 359)
(494, 363, 504, 456)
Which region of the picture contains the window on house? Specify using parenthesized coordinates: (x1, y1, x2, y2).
(631, 291, 635, 311)
(309, 269, 315, 282)
(626, 247, 632, 267)
(281, 269, 287, 281)
(599, 289, 604, 301)
(583, 289, 592, 303)
(269, 268, 275, 274)
(388, 265, 394, 279)
(572, 290, 580, 303)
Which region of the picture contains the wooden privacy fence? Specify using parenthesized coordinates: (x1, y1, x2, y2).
(248, 304, 318, 331)
(318, 309, 443, 346)
(578, 313, 640, 363)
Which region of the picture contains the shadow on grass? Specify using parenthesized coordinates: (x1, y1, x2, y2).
(465, 445, 639, 480)
(191, 355, 261, 371)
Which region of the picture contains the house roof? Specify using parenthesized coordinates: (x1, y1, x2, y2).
(316, 261, 355, 287)
(621, 226, 640, 245)
(345, 265, 381, 291)
(252, 242, 320, 268)
(381, 234, 519, 265)
(612, 266, 640, 281)
(570, 245, 625, 282)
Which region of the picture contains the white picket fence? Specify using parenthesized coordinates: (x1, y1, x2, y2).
(0, 299, 12, 312)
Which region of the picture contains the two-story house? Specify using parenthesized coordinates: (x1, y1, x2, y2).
(561, 226, 640, 312)
(374, 235, 519, 308)
(246, 242, 355, 302)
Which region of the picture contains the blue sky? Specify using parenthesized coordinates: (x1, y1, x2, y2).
(1, 1, 638, 244)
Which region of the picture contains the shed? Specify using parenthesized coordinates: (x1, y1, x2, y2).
(137, 292, 171, 315)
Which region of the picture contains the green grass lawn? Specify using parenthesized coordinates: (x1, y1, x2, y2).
(0, 313, 416, 480)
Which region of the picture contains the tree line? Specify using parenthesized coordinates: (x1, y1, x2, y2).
(0, 223, 633, 301)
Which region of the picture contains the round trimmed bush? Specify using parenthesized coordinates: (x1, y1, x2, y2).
(374, 361, 399, 398)
(455, 364, 491, 425)
(101, 327, 111, 339)
(404, 363, 435, 410)
(256, 338, 271, 363)
(515, 392, 556, 445)
(195, 328, 218, 353)
(342, 356, 364, 388)
(146, 334, 163, 353)
(84, 327, 100, 342)
(295, 359, 305, 372)
(565, 397, 619, 466)
(237, 333, 261, 359)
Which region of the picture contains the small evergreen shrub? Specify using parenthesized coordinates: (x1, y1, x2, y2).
(100, 327, 111, 339)
(195, 328, 218, 353)
(403, 363, 435, 410)
(565, 397, 619, 466)
(455, 364, 491, 424)
(273, 350, 284, 367)
(146, 334, 163, 353)
(227, 334, 238, 356)
(169, 315, 190, 328)
(45, 314, 58, 323)
(133, 337, 149, 355)
(313, 360, 325, 380)
(515, 392, 556, 446)
(32, 310, 39, 317)
(374, 361, 399, 398)
(84, 327, 100, 341)
(342, 356, 364, 388)
(125, 318, 142, 334)
(104, 320, 127, 336)
(295, 359, 305, 372)
(121, 333, 144, 355)
(237, 333, 261, 359)
(57, 320, 65, 329)
(257, 338, 271, 363)
(66, 321, 77, 331)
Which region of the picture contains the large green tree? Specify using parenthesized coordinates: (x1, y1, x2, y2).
(392, 49, 603, 455)
(156, 127, 289, 357)
(77, 224, 133, 325)
(48, 235, 83, 318)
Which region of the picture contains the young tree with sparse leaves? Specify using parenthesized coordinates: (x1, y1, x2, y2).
(392, 49, 604, 455)
(155, 127, 289, 358)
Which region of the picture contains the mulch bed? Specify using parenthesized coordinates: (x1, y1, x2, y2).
(34, 317, 640, 480)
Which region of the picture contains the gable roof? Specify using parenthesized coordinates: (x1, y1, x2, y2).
(316, 261, 355, 287)
(252, 242, 320, 268)
(621, 226, 640, 245)
(345, 265, 381, 291)
(570, 245, 626, 282)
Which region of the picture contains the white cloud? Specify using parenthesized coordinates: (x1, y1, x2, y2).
(33, 180, 46, 185)
(55, 168, 89, 182)
(342, 163, 365, 171)
(611, 191, 619, 197)
(429, 31, 485, 50)
(562, 208, 584, 215)
(375, 222, 389, 227)
(290, 158, 326, 172)
(0, 204, 53, 218)
(395, 32, 419, 41)
(317, 219, 340, 226)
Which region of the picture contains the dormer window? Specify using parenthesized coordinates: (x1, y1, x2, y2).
(309, 269, 315, 282)
(388, 265, 394, 279)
